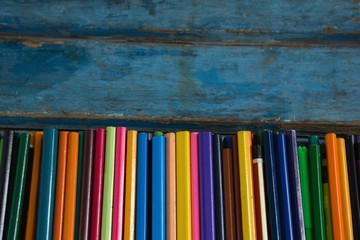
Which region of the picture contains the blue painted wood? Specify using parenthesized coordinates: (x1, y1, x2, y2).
(0, 39, 359, 124)
(1, 1, 359, 43)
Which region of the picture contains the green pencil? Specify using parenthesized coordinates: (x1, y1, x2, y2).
(74, 131, 84, 239)
(101, 127, 116, 240)
(308, 136, 326, 240)
(298, 146, 312, 240)
(6, 133, 30, 239)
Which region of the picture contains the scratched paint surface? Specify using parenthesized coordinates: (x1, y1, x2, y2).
(1, 1, 359, 38)
(0, 40, 359, 123)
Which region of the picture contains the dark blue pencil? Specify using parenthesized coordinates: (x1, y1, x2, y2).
(263, 130, 281, 239)
(275, 133, 294, 240)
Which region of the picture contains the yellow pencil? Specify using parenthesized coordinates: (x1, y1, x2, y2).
(337, 138, 353, 240)
(123, 130, 137, 240)
(176, 131, 192, 240)
(238, 131, 256, 240)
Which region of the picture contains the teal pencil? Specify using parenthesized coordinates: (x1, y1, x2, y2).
(36, 128, 59, 240)
(75, 131, 84, 239)
(7, 133, 30, 239)
(101, 127, 116, 240)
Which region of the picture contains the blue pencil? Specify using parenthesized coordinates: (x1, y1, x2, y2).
(199, 132, 216, 240)
(36, 128, 59, 240)
(263, 130, 282, 239)
(152, 134, 166, 240)
(135, 133, 150, 240)
(286, 130, 305, 239)
(274, 133, 294, 240)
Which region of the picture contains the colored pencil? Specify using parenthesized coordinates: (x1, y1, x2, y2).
(190, 132, 200, 240)
(199, 132, 216, 240)
(0, 137, 3, 168)
(345, 136, 360, 239)
(166, 132, 177, 240)
(100, 127, 116, 240)
(337, 138, 354, 239)
(0, 131, 14, 240)
(63, 132, 79, 239)
(90, 128, 105, 240)
(25, 131, 43, 240)
(6, 133, 30, 239)
(4, 132, 20, 238)
(75, 131, 84, 239)
(78, 129, 95, 240)
(286, 130, 305, 240)
(0, 130, 14, 239)
(325, 133, 345, 239)
(238, 131, 256, 240)
(252, 144, 268, 240)
(222, 137, 236, 240)
(232, 135, 243, 240)
(176, 131, 192, 240)
(36, 128, 59, 240)
(53, 131, 69, 240)
(124, 130, 138, 240)
(321, 154, 333, 240)
(298, 146, 312, 240)
(274, 133, 294, 240)
(136, 133, 150, 240)
(213, 134, 226, 240)
(152, 133, 166, 240)
(112, 127, 127, 240)
(308, 136, 326, 240)
(262, 131, 281, 240)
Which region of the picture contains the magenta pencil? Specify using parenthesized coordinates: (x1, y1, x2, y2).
(191, 132, 201, 240)
(112, 127, 127, 240)
(90, 129, 105, 240)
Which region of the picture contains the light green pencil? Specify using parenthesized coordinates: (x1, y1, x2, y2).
(101, 127, 116, 240)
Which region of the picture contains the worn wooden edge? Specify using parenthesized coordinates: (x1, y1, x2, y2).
(1, 33, 360, 48)
(0, 113, 359, 135)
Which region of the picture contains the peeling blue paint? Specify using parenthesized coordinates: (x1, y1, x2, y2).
(0, 40, 359, 123)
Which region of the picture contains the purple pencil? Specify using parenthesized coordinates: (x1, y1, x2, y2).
(199, 132, 216, 240)
(286, 130, 305, 239)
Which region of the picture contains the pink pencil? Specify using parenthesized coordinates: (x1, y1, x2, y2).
(90, 128, 105, 240)
(112, 127, 127, 240)
(191, 132, 201, 240)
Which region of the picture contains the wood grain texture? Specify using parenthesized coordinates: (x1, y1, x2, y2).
(0, 40, 360, 125)
(0, 1, 359, 46)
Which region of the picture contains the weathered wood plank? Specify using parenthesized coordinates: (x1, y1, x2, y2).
(1, 1, 359, 44)
(1, 39, 359, 124)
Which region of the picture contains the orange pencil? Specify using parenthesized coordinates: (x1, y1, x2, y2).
(124, 131, 138, 240)
(25, 132, 43, 240)
(63, 132, 79, 239)
(337, 138, 354, 240)
(52, 131, 69, 240)
(166, 133, 177, 240)
(325, 133, 345, 239)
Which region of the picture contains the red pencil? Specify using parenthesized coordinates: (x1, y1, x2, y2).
(112, 127, 127, 239)
(90, 128, 105, 240)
